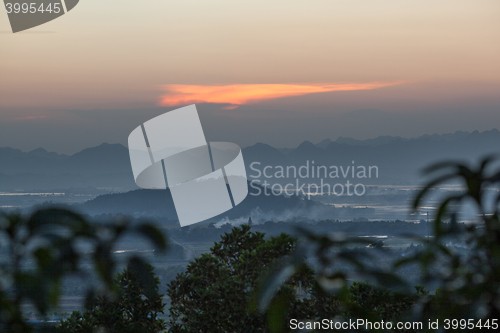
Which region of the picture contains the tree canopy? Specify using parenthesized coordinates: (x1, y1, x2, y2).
(59, 262, 166, 333)
(167, 225, 323, 332)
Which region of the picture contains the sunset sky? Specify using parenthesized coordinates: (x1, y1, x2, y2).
(0, 0, 499, 153)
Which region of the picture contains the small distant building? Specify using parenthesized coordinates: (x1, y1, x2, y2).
(248, 216, 252, 227)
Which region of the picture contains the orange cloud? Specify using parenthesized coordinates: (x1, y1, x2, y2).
(158, 82, 405, 108)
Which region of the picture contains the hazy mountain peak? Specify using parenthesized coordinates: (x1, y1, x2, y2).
(0, 147, 23, 154)
(295, 141, 323, 152)
(96, 142, 125, 149)
(246, 142, 280, 151)
(29, 147, 49, 154)
(243, 143, 284, 159)
(416, 129, 500, 142)
(73, 143, 127, 155)
(335, 137, 363, 146)
(28, 147, 69, 160)
(297, 140, 315, 147)
(316, 138, 333, 149)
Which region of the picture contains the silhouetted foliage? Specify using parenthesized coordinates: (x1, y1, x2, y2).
(166, 225, 426, 333)
(58, 263, 166, 333)
(258, 156, 500, 332)
(167, 225, 325, 332)
(0, 208, 167, 332)
(398, 156, 500, 324)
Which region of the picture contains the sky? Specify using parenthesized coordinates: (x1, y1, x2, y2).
(0, 0, 499, 154)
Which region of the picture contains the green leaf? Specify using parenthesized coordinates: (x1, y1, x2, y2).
(135, 223, 168, 252)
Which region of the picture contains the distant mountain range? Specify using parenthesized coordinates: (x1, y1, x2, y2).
(244, 129, 500, 185)
(0, 143, 135, 190)
(1, 129, 499, 190)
